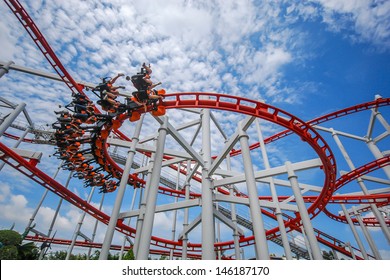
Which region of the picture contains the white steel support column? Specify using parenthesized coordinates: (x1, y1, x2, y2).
(66, 187, 95, 260)
(341, 203, 368, 259)
(353, 206, 382, 260)
(286, 161, 323, 259)
(133, 147, 154, 256)
(136, 117, 168, 260)
(0, 127, 30, 172)
(181, 181, 190, 260)
(87, 193, 105, 259)
(224, 147, 241, 260)
(366, 139, 390, 179)
(238, 122, 269, 260)
(200, 109, 216, 260)
(255, 119, 292, 259)
(300, 226, 313, 260)
(0, 61, 14, 78)
(345, 242, 357, 260)
(332, 131, 390, 244)
(170, 165, 181, 260)
(24, 161, 63, 235)
(0, 102, 26, 137)
(119, 188, 138, 260)
(47, 171, 73, 238)
(100, 116, 144, 259)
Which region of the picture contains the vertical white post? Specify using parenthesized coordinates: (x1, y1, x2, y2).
(0, 61, 14, 78)
(255, 119, 292, 259)
(238, 121, 269, 259)
(352, 207, 382, 259)
(100, 115, 144, 259)
(332, 130, 390, 244)
(0, 127, 30, 171)
(136, 116, 168, 260)
(0, 102, 25, 137)
(119, 188, 138, 260)
(341, 203, 368, 259)
(134, 143, 154, 256)
(181, 180, 190, 260)
(200, 109, 216, 260)
(24, 161, 63, 235)
(87, 193, 105, 259)
(66, 187, 95, 260)
(170, 165, 181, 260)
(286, 161, 323, 259)
(300, 226, 313, 260)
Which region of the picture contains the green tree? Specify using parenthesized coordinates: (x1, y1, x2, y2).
(122, 248, 135, 260)
(0, 230, 39, 260)
(322, 250, 335, 260)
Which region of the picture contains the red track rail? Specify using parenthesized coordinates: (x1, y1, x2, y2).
(107, 92, 337, 221)
(25, 235, 203, 259)
(3, 0, 84, 95)
(323, 156, 390, 226)
(3, 0, 388, 259)
(233, 97, 390, 156)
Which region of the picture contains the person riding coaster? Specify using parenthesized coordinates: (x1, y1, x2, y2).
(92, 74, 128, 113)
(126, 63, 165, 112)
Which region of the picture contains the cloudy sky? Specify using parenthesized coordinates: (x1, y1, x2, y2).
(0, 0, 390, 260)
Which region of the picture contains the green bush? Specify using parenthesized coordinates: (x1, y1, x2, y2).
(0, 230, 39, 260)
(0, 230, 22, 246)
(0, 245, 19, 260)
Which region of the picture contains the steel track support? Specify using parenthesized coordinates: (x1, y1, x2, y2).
(341, 203, 368, 259)
(23, 160, 63, 238)
(133, 142, 154, 256)
(100, 115, 144, 259)
(136, 116, 168, 260)
(366, 139, 390, 180)
(255, 119, 292, 259)
(0, 102, 25, 137)
(286, 161, 323, 259)
(200, 109, 216, 260)
(119, 188, 138, 260)
(66, 186, 95, 260)
(333, 131, 390, 244)
(0, 61, 14, 78)
(181, 159, 194, 260)
(352, 206, 382, 259)
(47, 171, 73, 239)
(181, 182, 190, 259)
(238, 121, 269, 260)
(0, 126, 30, 172)
(226, 154, 241, 260)
(345, 242, 357, 260)
(87, 193, 105, 259)
(300, 226, 313, 259)
(170, 165, 181, 260)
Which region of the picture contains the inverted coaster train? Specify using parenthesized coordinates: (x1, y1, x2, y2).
(0, 0, 389, 260)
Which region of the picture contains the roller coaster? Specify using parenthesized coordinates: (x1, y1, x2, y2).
(0, 0, 389, 260)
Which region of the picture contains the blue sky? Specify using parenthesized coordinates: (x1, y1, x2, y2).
(0, 0, 389, 259)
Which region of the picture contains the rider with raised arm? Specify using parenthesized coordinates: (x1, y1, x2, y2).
(127, 63, 163, 111)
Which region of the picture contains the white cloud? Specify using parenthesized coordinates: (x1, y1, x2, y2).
(308, 0, 390, 50)
(1, 0, 389, 258)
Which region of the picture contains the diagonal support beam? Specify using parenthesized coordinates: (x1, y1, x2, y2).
(178, 214, 201, 240)
(154, 116, 204, 166)
(214, 158, 323, 187)
(209, 116, 256, 175)
(213, 208, 245, 236)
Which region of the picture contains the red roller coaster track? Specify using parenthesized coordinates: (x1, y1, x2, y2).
(1, 0, 389, 260)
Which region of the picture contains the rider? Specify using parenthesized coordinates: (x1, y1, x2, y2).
(104, 73, 125, 108)
(127, 63, 163, 111)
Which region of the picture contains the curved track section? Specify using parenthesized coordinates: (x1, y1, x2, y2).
(2, 0, 389, 260)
